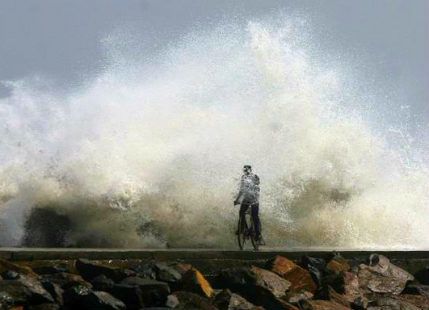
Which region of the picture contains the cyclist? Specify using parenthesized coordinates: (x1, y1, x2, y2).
(234, 165, 262, 242)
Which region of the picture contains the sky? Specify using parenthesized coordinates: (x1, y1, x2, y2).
(0, 0, 428, 118)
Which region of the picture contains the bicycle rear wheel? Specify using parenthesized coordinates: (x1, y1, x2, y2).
(237, 215, 247, 250)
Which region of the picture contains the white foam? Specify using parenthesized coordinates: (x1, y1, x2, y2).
(0, 15, 427, 248)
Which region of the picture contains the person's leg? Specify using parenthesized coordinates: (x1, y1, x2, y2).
(251, 203, 261, 239)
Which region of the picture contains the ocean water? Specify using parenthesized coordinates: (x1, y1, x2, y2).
(0, 14, 427, 248)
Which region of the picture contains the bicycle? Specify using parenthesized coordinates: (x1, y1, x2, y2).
(237, 207, 262, 251)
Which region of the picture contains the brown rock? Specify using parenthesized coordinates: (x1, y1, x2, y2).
(301, 300, 351, 310)
(267, 256, 315, 294)
(326, 259, 350, 274)
(182, 267, 215, 298)
(0, 259, 37, 278)
(285, 265, 317, 294)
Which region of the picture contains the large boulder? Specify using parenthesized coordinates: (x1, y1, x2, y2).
(181, 267, 214, 298)
(120, 276, 170, 306)
(267, 256, 317, 294)
(217, 266, 292, 310)
(358, 254, 414, 296)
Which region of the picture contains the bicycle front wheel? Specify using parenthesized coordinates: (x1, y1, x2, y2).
(237, 215, 247, 250)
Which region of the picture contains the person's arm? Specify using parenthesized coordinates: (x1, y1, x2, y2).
(234, 176, 244, 205)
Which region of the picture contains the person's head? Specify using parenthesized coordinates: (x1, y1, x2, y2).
(243, 165, 252, 175)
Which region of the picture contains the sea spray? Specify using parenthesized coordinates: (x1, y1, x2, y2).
(0, 15, 428, 248)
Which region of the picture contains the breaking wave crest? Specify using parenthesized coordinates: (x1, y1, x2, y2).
(0, 14, 428, 248)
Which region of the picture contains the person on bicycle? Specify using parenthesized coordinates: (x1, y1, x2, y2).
(234, 165, 262, 242)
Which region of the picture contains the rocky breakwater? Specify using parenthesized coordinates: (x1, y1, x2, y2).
(0, 252, 429, 309)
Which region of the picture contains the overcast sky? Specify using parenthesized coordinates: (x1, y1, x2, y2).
(0, 0, 428, 119)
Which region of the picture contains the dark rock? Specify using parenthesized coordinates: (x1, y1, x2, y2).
(33, 264, 68, 275)
(40, 272, 92, 289)
(217, 266, 292, 310)
(414, 267, 429, 285)
(41, 281, 63, 305)
(403, 284, 429, 298)
(300, 256, 327, 287)
(169, 291, 217, 310)
(129, 262, 157, 279)
(120, 277, 170, 306)
(63, 284, 91, 307)
(75, 259, 127, 282)
(2, 270, 20, 280)
(90, 274, 115, 291)
(181, 267, 215, 298)
(110, 284, 144, 310)
(0, 277, 54, 305)
(81, 291, 126, 310)
(0, 281, 32, 306)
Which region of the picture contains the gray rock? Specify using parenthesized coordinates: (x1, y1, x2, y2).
(75, 259, 129, 282)
(90, 274, 115, 291)
(358, 254, 414, 295)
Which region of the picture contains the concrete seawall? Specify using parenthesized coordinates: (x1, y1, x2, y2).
(1, 247, 429, 261)
(1, 248, 429, 277)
